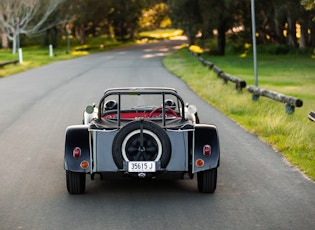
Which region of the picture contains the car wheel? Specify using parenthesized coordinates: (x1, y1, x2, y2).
(197, 168, 217, 193)
(66, 170, 86, 194)
(112, 120, 171, 169)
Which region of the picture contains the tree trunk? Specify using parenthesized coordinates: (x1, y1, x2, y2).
(299, 23, 308, 49)
(310, 23, 315, 48)
(186, 25, 195, 46)
(287, 16, 297, 47)
(44, 27, 58, 48)
(12, 34, 17, 54)
(75, 24, 86, 45)
(1, 33, 9, 49)
(217, 21, 226, 55)
(51, 26, 58, 48)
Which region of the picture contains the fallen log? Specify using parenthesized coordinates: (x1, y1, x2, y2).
(0, 60, 19, 68)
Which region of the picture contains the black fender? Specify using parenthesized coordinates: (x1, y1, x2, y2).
(64, 125, 91, 172)
(193, 124, 220, 173)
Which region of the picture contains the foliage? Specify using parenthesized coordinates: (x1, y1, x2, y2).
(163, 48, 315, 180)
(169, 0, 315, 55)
(2, 0, 315, 56)
(169, 0, 202, 46)
(107, 0, 145, 41)
(138, 3, 171, 31)
(301, 0, 315, 10)
(0, 0, 63, 53)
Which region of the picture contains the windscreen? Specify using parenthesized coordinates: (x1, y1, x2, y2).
(101, 93, 182, 117)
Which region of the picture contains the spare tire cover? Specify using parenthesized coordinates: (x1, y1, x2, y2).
(112, 120, 171, 169)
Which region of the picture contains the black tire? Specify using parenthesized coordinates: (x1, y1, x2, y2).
(197, 168, 217, 193)
(112, 120, 171, 169)
(66, 170, 86, 194)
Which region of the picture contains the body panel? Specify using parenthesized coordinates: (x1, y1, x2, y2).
(193, 124, 220, 173)
(64, 87, 220, 194)
(64, 125, 91, 172)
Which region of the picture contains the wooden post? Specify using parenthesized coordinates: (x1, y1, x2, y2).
(189, 49, 246, 91)
(247, 85, 303, 114)
(218, 72, 246, 91)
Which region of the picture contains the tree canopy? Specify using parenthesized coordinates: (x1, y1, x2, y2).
(1, 0, 314, 54)
(0, 0, 62, 53)
(171, 0, 315, 54)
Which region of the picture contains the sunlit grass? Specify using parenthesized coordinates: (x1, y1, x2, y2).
(0, 48, 81, 77)
(0, 39, 124, 77)
(163, 48, 315, 180)
(138, 29, 183, 40)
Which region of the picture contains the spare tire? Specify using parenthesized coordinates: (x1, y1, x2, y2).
(112, 120, 171, 169)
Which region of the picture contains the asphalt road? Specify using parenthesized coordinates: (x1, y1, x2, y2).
(0, 39, 314, 230)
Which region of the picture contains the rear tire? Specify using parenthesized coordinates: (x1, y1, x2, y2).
(197, 168, 217, 193)
(66, 170, 86, 194)
(112, 120, 171, 169)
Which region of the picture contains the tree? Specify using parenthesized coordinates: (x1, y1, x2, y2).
(138, 2, 171, 31)
(59, 0, 111, 45)
(169, 0, 202, 45)
(300, 0, 315, 48)
(169, 0, 315, 54)
(108, 0, 145, 41)
(197, 0, 246, 55)
(254, 0, 315, 49)
(0, 33, 9, 49)
(0, 10, 9, 49)
(0, 0, 63, 53)
(170, 0, 246, 54)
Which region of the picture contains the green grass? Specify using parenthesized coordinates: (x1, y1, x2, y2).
(0, 47, 78, 77)
(0, 30, 182, 78)
(163, 48, 315, 181)
(0, 38, 126, 78)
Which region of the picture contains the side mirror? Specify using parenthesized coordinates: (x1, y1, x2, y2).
(187, 104, 197, 115)
(86, 105, 95, 114)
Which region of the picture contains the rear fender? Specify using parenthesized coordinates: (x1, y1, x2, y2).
(64, 125, 91, 172)
(193, 124, 220, 173)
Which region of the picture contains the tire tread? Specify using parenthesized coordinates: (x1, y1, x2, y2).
(197, 168, 217, 193)
(66, 170, 86, 194)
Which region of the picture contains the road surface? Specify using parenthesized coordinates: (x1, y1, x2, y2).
(0, 39, 314, 230)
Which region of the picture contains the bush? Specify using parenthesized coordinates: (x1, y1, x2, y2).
(256, 44, 290, 54)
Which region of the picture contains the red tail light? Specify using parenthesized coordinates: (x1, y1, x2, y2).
(73, 147, 81, 159)
(203, 145, 211, 156)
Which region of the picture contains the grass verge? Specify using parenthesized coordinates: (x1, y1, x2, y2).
(163, 48, 315, 181)
(0, 29, 183, 78)
(0, 39, 129, 78)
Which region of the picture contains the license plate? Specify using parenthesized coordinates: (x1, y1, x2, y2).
(128, 161, 156, 172)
